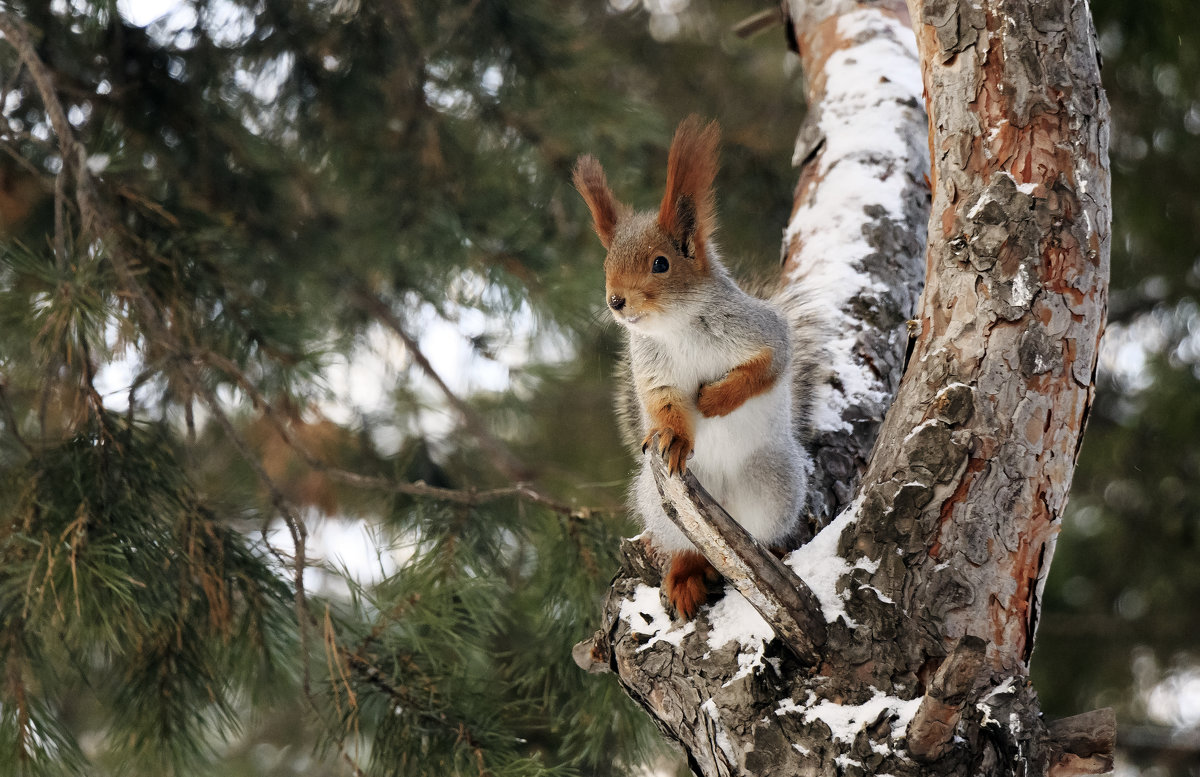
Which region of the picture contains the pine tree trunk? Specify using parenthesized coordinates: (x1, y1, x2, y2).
(575, 0, 1113, 774)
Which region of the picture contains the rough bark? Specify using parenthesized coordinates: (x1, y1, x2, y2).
(579, 0, 1112, 774)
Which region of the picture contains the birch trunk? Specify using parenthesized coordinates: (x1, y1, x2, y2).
(577, 0, 1112, 774)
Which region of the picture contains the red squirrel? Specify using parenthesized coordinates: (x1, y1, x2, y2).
(573, 116, 815, 619)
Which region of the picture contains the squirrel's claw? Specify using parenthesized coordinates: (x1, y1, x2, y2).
(666, 438, 689, 475)
(642, 429, 692, 476)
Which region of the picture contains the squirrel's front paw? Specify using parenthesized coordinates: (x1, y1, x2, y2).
(642, 427, 693, 475)
(697, 350, 777, 417)
(696, 381, 736, 418)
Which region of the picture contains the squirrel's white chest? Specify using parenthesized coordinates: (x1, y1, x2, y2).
(652, 326, 745, 390)
(691, 379, 793, 468)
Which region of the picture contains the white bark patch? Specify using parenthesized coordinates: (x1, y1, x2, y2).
(967, 190, 997, 220)
(901, 417, 940, 445)
(618, 584, 695, 651)
(783, 497, 878, 625)
(784, 7, 925, 435)
(1011, 263, 1037, 310)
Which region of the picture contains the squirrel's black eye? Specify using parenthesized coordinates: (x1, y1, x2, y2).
(652, 255, 669, 274)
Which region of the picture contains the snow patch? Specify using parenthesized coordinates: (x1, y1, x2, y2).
(858, 583, 894, 604)
(706, 587, 776, 682)
(978, 677, 1019, 728)
(985, 676, 1017, 699)
(836, 754, 864, 770)
(618, 584, 695, 652)
(778, 689, 923, 745)
(702, 698, 737, 762)
(784, 498, 879, 625)
(776, 694, 814, 716)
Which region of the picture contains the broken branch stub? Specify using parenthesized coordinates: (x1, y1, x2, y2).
(906, 635, 988, 761)
(645, 442, 827, 666)
(1041, 708, 1117, 777)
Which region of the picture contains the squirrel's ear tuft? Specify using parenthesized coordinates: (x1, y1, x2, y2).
(658, 115, 719, 261)
(573, 155, 622, 249)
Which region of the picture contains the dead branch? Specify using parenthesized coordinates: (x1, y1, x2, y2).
(646, 441, 827, 666)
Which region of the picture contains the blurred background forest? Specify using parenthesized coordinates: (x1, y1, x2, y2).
(0, 0, 1194, 776)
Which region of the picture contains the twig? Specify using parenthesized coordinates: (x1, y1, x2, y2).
(0, 377, 33, 455)
(1041, 708, 1117, 777)
(732, 8, 783, 39)
(189, 375, 312, 693)
(0, 17, 73, 149)
(0, 131, 50, 180)
(351, 284, 533, 482)
(194, 347, 613, 519)
(324, 468, 608, 519)
(116, 184, 181, 226)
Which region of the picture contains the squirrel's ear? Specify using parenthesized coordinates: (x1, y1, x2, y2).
(658, 115, 719, 261)
(573, 155, 622, 249)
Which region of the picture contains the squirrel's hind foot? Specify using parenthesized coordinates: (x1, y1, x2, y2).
(665, 550, 719, 620)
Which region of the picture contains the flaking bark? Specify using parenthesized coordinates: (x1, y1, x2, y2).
(587, 0, 1113, 774)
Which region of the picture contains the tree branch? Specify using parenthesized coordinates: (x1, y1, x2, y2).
(646, 446, 827, 666)
(781, 0, 929, 527)
(906, 635, 987, 761)
(195, 347, 614, 521)
(1041, 708, 1116, 777)
(351, 284, 534, 483)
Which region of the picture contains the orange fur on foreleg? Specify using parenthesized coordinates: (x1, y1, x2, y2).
(641, 386, 694, 474)
(696, 346, 779, 418)
(665, 550, 718, 619)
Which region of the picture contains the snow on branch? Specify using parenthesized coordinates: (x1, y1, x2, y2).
(781, 0, 930, 523)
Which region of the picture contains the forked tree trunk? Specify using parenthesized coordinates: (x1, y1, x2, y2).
(575, 0, 1112, 774)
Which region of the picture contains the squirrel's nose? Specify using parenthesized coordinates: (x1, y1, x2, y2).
(608, 294, 626, 311)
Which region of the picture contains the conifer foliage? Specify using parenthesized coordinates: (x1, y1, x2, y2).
(0, 1, 716, 774)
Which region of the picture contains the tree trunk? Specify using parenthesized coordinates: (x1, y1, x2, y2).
(576, 0, 1113, 774)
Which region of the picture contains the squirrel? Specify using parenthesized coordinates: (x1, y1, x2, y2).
(573, 116, 818, 619)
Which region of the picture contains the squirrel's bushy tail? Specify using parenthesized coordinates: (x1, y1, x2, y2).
(770, 279, 829, 446)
